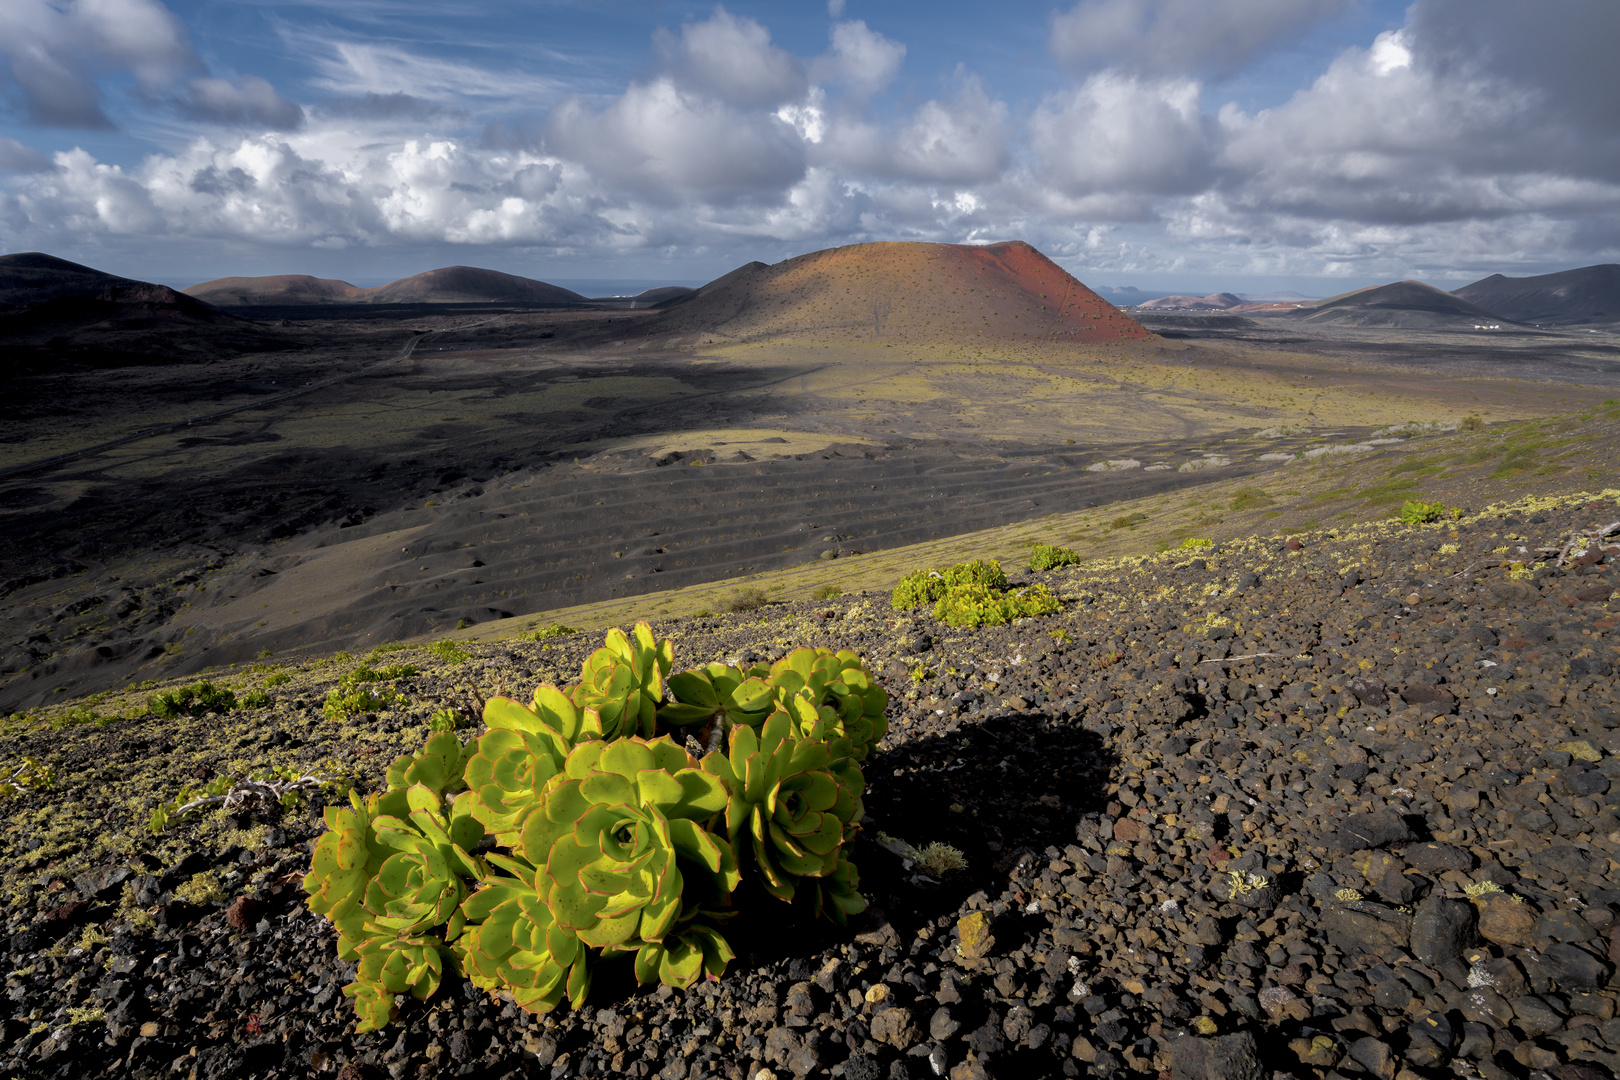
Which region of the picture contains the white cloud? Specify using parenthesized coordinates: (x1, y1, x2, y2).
(1032, 73, 1209, 203)
(546, 78, 806, 204)
(812, 20, 905, 98)
(654, 6, 806, 108)
(1051, 0, 1355, 79)
(306, 40, 565, 103)
(0, 0, 193, 126)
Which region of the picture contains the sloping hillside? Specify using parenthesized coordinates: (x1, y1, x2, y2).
(650, 240, 1152, 344)
(1454, 264, 1620, 326)
(1292, 279, 1511, 328)
(183, 274, 364, 307)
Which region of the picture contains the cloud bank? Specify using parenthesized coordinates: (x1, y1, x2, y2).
(0, 0, 1616, 284)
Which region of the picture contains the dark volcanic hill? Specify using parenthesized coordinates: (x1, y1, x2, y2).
(1291, 279, 1511, 328)
(1453, 264, 1620, 326)
(184, 265, 587, 307)
(183, 274, 365, 306)
(359, 265, 585, 305)
(0, 252, 289, 374)
(649, 240, 1151, 344)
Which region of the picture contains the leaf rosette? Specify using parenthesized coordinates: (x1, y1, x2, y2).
(569, 623, 672, 739)
(702, 709, 867, 922)
(455, 856, 590, 1016)
(520, 737, 736, 960)
(465, 686, 592, 846)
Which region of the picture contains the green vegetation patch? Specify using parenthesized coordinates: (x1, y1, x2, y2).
(149, 680, 238, 720)
(1228, 487, 1275, 512)
(891, 559, 1008, 609)
(935, 583, 1061, 628)
(1028, 544, 1083, 571)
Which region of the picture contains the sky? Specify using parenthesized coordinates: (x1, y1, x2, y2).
(0, 0, 1617, 296)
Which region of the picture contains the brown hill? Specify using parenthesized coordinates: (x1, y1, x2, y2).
(0, 252, 289, 374)
(1134, 292, 1243, 310)
(184, 274, 364, 306)
(1453, 264, 1620, 326)
(359, 266, 584, 305)
(183, 265, 586, 306)
(1289, 279, 1511, 328)
(650, 240, 1151, 344)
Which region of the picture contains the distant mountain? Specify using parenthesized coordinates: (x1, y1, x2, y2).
(1135, 292, 1244, 311)
(184, 274, 364, 306)
(1288, 279, 1511, 328)
(360, 266, 585, 305)
(649, 240, 1152, 345)
(624, 286, 694, 305)
(1453, 264, 1620, 325)
(183, 265, 586, 306)
(0, 252, 289, 374)
(1235, 291, 1317, 302)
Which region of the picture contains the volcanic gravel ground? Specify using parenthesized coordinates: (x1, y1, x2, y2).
(5, 490, 1620, 1080)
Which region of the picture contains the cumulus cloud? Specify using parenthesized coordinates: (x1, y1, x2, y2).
(0, 0, 193, 126)
(818, 73, 1009, 185)
(654, 6, 806, 108)
(547, 78, 805, 204)
(1051, 0, 1355, 79)
(812, 21, 905, 98)
(1033, 73, 1210, 201)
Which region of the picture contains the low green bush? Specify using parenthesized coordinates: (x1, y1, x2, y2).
(1028, 544, 1082, 571)
(523, 623, 580, 641)
(426, 640, 472, 664)
(934, 582, 1061, 628)
(725, 586, 771, 612)
(1400, 500, 1456, 524)
(300, 624, 885, 1032)
(149, 681, 238, 720)
(811, 584, 844, 601)
(891, 559, 1007, 609)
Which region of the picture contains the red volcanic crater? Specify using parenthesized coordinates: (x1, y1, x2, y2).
(651, 240, 1152, 345)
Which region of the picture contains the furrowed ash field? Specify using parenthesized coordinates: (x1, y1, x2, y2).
(4, 488, 1620, 1080)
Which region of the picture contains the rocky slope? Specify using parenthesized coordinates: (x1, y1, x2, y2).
(2, 489, 1620, 1080)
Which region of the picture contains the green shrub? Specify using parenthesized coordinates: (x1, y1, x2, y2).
(934, 583, 1061, 628)
(300, 624, 883, 1033)
(426, 640, 472, 664)
(1, 757, 56, 798)
(725, 586, 771, 612)
(1109, 512, 1149, 529)
(1461, 414, 1484, 431)
(240, 690, 272, 709)
(264, 672, 292, 687)
(1178, 537, 1214, 550)
(1228, 487, 1274, 512)
(811, 584, 843, 601)
(1400, 500, 1455, 524)
(149, 681, 238, 720)
(321, 665, 413, 720)
(523, 623, 580, 641)
(891, 559, 1007, 609)
(1028, 544, 1082, 571)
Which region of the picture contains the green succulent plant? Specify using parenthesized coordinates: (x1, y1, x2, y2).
(662, 647, 887, 762)
(1028, 544, 1082, 571)
(456, 861, 590, 1015)
(934, 582, 1060, 628)
(464, 687, 588, 846)
(701, 709, 866, 922)
(569, 623, 673, 739)
(521, 737, 735, 953)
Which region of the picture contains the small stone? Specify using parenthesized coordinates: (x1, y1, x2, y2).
(1324, 903, 1412, 955)
(1406, 843, 1473, 873)
(224, 895, 258, 931)
(955, 912, 993, 962)
(1535, 942, 1611, 991)
(1206, 1032, 1264, 1080)
(929, 1007, 960, 1041)
(1476, 895, 1538, 948)
(1329, 810, 1414, 854)
(1348, 1036, 1398, 1080)
(870, 1007, 920, 1050)
(1412, 897, 1476, 969)
(1289, 1035, 1342, 1068)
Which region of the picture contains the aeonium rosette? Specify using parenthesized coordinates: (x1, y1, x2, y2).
(519, 736, 740, 985)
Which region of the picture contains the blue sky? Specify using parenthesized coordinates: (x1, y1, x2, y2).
(1, 0, 1616, 296)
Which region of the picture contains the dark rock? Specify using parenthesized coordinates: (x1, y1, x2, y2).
(1399, 683, 1456, 715)
(1348, 677, 1387, 705)
(1347, 1036, 1398, 1080)
(870, 1007, 920, 1050)
(1405, 842, 1473, 872)
(1323, 903, 1412, 955)
(763, 1027, 822, 1078)
(1207, 1032, 1264, 1080)
(225, 896, 258, 931)
(1536, 910, 1597, 944)
(1536, 942, 1611, 991)
(1328, 811, 1415, 854)
(1510, 995, 1568, 1037)
(1412, 897, 1476, 969)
